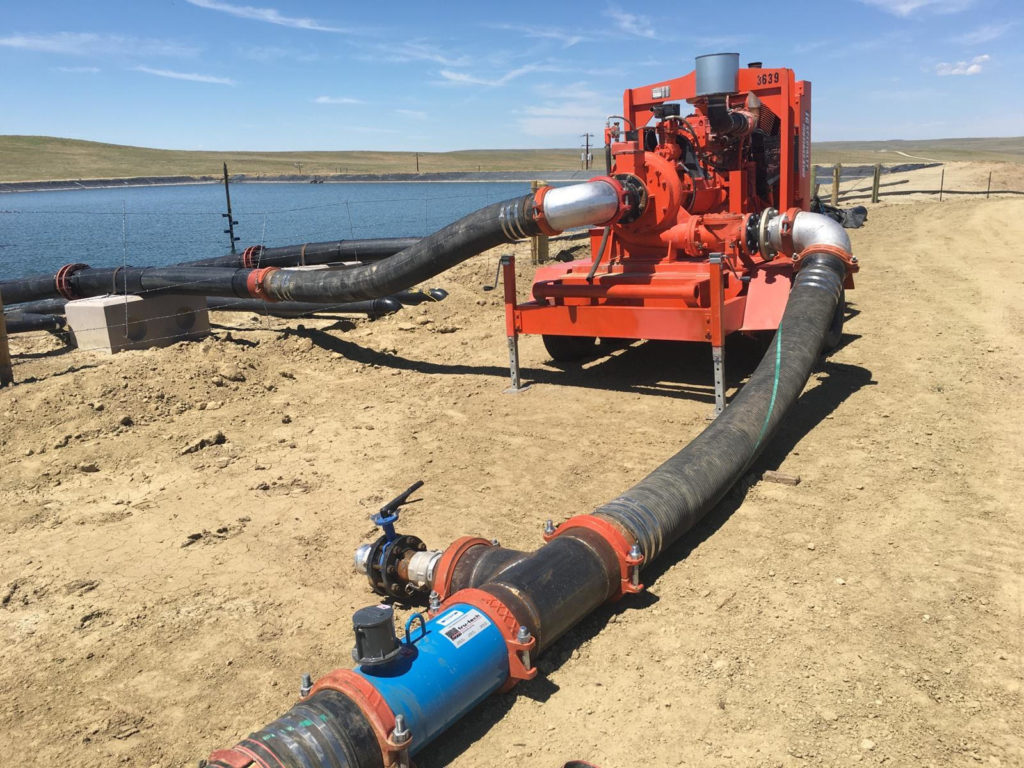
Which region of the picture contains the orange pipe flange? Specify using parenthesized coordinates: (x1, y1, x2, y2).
(246, 266, 280, 302)
(306, 668, 402, 767)
(543, 514, 644, 600)
(794, 242, 859, 273)
(431, 536, 492, 601)
(531, 184, 560, 236)
(240, 244, 265, 268)
(445, 587, 537, 692)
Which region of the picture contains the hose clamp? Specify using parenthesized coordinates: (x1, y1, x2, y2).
(430, 536, 493, 601)
(240, 245, 265, 268)
(246, 266, 280, 302)
(530, 184, 560, 236)
(543, 514, 644, 601)
(444, 587, 537, 692)
(54, 263, 89, 301)
(794, 243, 859, 273)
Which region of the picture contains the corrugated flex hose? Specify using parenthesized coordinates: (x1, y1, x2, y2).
(594, 252, 848, 562)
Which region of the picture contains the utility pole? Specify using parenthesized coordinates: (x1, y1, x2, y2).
(580, 133, 594, 170)
(415, 152, 420, 173)
(221, 162, 239, 254)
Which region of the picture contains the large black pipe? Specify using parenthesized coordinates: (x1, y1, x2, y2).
(0, 194, 540, 306)
(206, 297, 403, 318)
(3, 312, 65, 333)
(3, 289, 445, 317)
(182, 237, 420, 268)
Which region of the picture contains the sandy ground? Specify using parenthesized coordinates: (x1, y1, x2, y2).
(1, 166, 1022, 768)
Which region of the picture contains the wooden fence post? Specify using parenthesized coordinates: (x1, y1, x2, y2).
(530, 180, 549, 264)
(831, 164, 841, 206)
(939, 167, 945, 202)
(0, 290, 13, 387)
(986, 171, 992, 199)
(871, 164, 881, 203)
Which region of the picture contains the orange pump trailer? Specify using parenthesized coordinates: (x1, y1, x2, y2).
(502, 54, 855, 411)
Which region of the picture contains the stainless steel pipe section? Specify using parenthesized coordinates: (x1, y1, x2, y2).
(541, 180, 622, 231)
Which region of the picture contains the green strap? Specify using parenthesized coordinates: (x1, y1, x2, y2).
(754, 321, 782, 451)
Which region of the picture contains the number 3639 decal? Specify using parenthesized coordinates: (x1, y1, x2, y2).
(755, 71, 780, 86)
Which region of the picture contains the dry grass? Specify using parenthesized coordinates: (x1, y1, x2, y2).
(3, 135, 1023, 183)
(0, 136, 582, 183)
(812, 136, 1024, 165)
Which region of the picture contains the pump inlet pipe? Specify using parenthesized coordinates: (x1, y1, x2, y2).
(0, 179, 632, 308)
(204, 209, 855, 768)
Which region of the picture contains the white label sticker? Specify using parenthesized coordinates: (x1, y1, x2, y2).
(439, 608, 491, 648)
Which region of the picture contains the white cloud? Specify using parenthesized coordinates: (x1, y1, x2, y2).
(135, 66, 235, 85)
(0, 32, 197, 57)
(55, 66, 100, 73)
(935, 53, 990, 75)
(395, 108, 428, 120)
(954, 23, 1013, 44)
(603, 5, 656, 38)
(313, 96, 363, 104)
(518, 83, 611, 139)
(488, 23, 587, 47)
(859, 0, 975, 16)
(438, 64, 538, 87)
(184, 0, 348, 32)
(367, 41, 470, 67)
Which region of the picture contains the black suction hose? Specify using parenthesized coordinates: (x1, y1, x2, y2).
(593, 253, 848, 561)
(259, 196, 539, 303)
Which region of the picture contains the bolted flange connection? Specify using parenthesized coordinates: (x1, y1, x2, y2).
(389, 714, 412, 768)
(628, 544, 643, 589)
(516, 625, 533, 671)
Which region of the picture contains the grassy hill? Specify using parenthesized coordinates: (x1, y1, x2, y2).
(811, 137, 1024, 165)
(0, 136, 583, 183)
(2, 135, 1022, 183)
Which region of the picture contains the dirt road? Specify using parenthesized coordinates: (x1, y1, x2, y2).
(1, 181, 1021, 767)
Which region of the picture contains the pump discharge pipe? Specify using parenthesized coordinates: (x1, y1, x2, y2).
(204, 205, 856, 768)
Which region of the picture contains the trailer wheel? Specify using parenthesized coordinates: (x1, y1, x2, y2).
(543, 334, 598, 361)
(823, 288, 846, 352)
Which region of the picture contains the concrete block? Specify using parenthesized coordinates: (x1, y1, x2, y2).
(65, 294, 209, 354)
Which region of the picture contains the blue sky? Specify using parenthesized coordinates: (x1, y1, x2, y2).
(1, 0, 1021, 151)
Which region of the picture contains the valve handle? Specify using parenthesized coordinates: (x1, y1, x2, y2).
(372, 480, 424, 542)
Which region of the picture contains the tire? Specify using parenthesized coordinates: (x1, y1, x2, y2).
(542, 334, 598, 362)
(823, 288, 846, 353)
